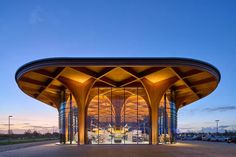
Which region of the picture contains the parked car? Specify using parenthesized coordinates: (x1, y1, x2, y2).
(210, 136, 217, 142)
(181, 136, 193, 141)
(227, 136, 236, 144)
(202, 135, 212, 141)
(192, 135, 202, 140)
(215, 136, 226, 142)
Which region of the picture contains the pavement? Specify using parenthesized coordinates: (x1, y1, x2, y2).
(0, 140, 58, 153)
(0, 141, 235, 157)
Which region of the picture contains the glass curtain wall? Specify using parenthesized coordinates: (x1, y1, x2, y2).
(87, 88, 114, 144)
(59, 90, 78, 144)
(158, 89, 177, 144)
(87, 87, 150, 144)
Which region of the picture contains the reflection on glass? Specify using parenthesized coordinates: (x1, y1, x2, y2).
(158, 90, 177, 144)
(59, 92, 78, 144)
(87, 87, 150, 144)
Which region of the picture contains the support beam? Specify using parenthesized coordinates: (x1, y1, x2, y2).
(191, 77, 216, 86)
(118, 76, 137, 87)
(36, 67, 65, 99)
(33, 69, 58, 78)
(58, 77, 96, 145)
(141, 76, 179, 144)
(181, 69, 204, 79)
(99, 77, 117, 87)
(71, 67, 98, 78)
(20, 77, 47, 86)
(138, 67, 165, 78)
(174, 77, 216, 91)
(120, 67, 140, 78)
(121, 67, 165, 79)
(71, 67, 116, 87)
(169, 67, 200, 99)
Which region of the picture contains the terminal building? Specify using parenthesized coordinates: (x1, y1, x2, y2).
(15, 58, 220, 145)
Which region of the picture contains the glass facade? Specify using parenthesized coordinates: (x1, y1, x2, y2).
(158, 89, 177, 144)
(59, 90, 78, 144)
(87, 87, 150, 144)
(58, 87, 177, 145)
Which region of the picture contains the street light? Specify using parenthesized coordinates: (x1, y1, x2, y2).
(215, 120, 219, 134)
(8, 115, 13, 143)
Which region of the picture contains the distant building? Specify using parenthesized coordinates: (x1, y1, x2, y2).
(15, 57, 220, 145)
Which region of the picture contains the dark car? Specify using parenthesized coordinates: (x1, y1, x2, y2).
(227, 136, 236, 144)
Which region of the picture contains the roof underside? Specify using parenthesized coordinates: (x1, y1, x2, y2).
(15, 58, 220, 109)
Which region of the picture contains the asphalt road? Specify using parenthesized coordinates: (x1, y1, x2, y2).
(0, 141, 235, 157)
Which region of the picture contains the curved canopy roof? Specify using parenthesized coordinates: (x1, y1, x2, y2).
(15, 57, 220, 109)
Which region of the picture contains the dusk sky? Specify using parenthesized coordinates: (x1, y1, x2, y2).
(0, 0, 236, 134)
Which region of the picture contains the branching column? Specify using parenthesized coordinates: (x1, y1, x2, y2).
(141, 77, 178, 144)
(58, 77, 95, 145)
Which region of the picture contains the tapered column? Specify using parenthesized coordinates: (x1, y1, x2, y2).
(78, 100, 86, 144)
(141, 77, 178, 144)
(58, 77, 95, 145)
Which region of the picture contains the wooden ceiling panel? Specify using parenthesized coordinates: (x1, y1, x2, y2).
(19, 81, 42, 90)
(23, 72, 50, 83)
(41, 67, 59, 73)
(145, 68, 175, 83)
(186, 72, 212, 83)
(60, 67, 91, 83)
(85, 66, 107, 73)
(105, 68, 131, 82)
(50, 80, 63, 87)
(131, 66, 151, 73)
(173, 80, 185, 87)
(176, 66, 194, 73)
(16, 58, 220, 109)
(194, 81, 217, 91)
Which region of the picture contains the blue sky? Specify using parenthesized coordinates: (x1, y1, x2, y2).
(0, 0, 236, 133)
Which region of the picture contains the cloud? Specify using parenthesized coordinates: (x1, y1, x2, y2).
(29, 125, 56, 129)
(0, 122, 58, 133)
(0, 123, 58, 134)
(0, 123, 30, 126)
(29, 6, 45, 24)
(0, 124, 15, 126)
(23, 123, 31, 125)
(203, 105, 236, 112)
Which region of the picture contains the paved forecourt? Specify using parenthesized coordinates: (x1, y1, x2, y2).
(0, 141, 235, 157)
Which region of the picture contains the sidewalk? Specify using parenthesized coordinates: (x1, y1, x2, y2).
(0, 140, 58, 153)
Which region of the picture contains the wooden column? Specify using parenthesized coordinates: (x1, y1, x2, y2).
(141, 77, 178, 144)
(58, 77, 95, 145)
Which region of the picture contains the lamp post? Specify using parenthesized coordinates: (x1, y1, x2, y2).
(215, 120, 219, 134)
(8, 115, 13, 143)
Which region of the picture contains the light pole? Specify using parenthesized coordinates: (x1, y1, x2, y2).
(8, 115, 13, 143)
(215, 120, 219, 134)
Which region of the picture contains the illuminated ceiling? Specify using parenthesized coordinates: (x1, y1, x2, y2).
(15, 58, 220, 109)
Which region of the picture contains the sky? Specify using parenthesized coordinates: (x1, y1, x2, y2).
(0, 0, 236, 134)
